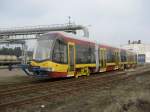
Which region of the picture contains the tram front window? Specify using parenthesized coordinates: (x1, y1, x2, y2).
(33, 38, 54, 61)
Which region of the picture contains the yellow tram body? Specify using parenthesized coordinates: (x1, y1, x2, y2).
(23, 32, 137, 78)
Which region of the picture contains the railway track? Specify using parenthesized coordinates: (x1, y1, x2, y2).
(0, 71, 125, 104)
(0, 67, 150, 110)
(0, 73, 126, 109)
(0, 64, 147, 94)
(0, 67, 149, 108)
(0, 71, 124, 96)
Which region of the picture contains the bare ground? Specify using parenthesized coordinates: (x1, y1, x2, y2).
(38, 72, 150, 112)
(0, 69, 41, 89)
(0, 69, 32, 84)
(0, 66, 150, 112)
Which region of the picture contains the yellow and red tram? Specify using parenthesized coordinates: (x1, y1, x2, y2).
(22, 32, 137, 78)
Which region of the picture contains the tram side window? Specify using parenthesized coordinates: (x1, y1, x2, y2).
(89, 47, 96, 63)
(52, 40, 67, 64)
(120, 51, 127, 62)
(107, 49, 115, 63)
(76, 45, 95, 64)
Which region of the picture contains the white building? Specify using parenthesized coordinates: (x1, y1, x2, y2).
(121, 40, 150, 63)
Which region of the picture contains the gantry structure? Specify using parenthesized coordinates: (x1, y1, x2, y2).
(0, 24, 89, 64)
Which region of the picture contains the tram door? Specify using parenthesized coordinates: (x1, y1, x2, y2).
(100, 48, 106, 69)
(68, 43, 75, 71)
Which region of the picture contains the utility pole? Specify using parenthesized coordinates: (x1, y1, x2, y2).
(68, 16, 71, 25)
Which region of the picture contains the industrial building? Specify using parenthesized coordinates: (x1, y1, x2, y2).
(121, 40, 150, 63)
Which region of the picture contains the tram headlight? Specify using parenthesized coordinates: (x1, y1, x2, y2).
(45, 68, 52, 72)
(44, 68, 54, 72)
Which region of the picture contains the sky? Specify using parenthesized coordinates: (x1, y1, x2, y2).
(0, 0, 150, 48)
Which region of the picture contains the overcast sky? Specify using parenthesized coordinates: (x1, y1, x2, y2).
(0, 0, 150, 47)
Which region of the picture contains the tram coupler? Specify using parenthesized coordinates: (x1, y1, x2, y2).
(20, 64, 34, 76)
